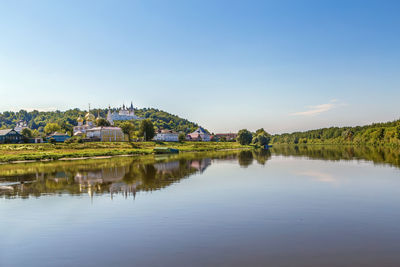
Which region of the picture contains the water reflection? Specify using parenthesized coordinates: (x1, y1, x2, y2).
(0, 152, 223, 199)
(271, 145, 400, 168)
(1, 145, 399, 199)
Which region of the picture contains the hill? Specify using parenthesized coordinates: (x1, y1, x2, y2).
(272, 119, 400, 147)
(0, 107, 202, 135)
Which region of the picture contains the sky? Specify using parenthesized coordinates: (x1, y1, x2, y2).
(0, 0, 399, 134)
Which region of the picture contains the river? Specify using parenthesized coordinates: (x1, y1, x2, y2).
(1, 146, 400, 266)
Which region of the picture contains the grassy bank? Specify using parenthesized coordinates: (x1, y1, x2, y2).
(0, 141, 249, 163)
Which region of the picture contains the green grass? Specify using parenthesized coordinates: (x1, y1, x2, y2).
(0, 141, 249, 163)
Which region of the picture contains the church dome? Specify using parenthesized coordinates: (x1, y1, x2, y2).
(77, 116, 84, 123)
(85, 112, 95, 121)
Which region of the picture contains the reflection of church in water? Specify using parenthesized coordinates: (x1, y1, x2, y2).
(0, 158, 213, 199)
(73, 158, 212, 199)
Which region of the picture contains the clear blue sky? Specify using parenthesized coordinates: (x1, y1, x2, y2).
(0, 0, 399, 133)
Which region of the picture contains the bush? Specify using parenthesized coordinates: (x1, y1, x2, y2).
(237, 129, 253, 145)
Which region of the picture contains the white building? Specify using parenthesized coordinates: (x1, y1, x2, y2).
(107, 102, 141, 125)
(187, 127, 211, 141)
(154, 129, 179, 142)
(73, 110, 96, 136)
(86, 127, 125, 142)
(14, 120, 28, 133)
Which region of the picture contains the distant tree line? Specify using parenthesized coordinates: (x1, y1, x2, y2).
(271, 119, 400, 147)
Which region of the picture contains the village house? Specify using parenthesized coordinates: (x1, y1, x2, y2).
(86, 127, 124, 142)
(186, 127, 211, 141)
(0, 129, 23, 144)
(154, 129, 179, 142)
(48, 132, 71, 143)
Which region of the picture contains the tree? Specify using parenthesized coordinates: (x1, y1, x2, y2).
(342, 129, 354, 141)
(255, 128, 267, 136)
(178, 132, 186, 142)
(44, 123, 61, 134)
(96, 118, 111, 127)
(60, 121, 73, 136)
(21, 128, 33, 138)
(120, 122, 135, 141)
(237, 129, 253, 145)
(378, 128, 385, 140)
(32, 129, 40, 138)
(253, 133, 271, 147)
(139, 119, 155, 141)
(21, 128, 33, 143)
(397, 126, 400, 140)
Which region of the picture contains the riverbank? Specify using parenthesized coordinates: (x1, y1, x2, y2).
(0, 142, 249, 163)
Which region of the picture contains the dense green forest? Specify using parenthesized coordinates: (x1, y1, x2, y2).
(271, 119, 400, 147)
(0, 108, 201, 135)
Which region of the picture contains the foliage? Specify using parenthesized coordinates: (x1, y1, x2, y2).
(139, 119, 155, 141)
(252, 128, 271, 147)
(253, 133, 271, 147)
(0, 107, 203, 135)
(120, 122, 135, 141)
(271, 119, 400, 147)
(44, 123, 61, 134)
(178, 132, 186, 142)
(96, 118, 111, 127)
(397, 126, 400, 140)
(21, 128, 33, 138)
(237, 129, 253, 145)
(255, 128, 268, 136)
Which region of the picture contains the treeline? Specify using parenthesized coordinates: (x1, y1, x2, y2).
(0, 107, 201, 135)
(271, 119, 400, 147)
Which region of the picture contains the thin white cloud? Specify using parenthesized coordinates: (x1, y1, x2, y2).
(291, 100, 337, 116)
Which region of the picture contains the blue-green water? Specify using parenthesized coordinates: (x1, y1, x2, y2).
(1, 147, 400, 267)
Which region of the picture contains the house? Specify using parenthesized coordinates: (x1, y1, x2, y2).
(0, 129, 23, 144)
(86, 127, 124, 142)
(48, 132, 71, 143)
(215, 133, 238, 141)
(154, 129, 179, 142)
(187, 127, 211, 141)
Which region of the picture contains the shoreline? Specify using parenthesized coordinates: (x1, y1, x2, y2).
(0, 142, 250, 164)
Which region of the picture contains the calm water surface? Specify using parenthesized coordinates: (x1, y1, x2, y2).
(1, 146, 400, 267)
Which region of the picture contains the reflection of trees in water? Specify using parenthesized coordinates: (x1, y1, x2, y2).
(238, 151, 253, 168)
(271, 145, 400, 168)
(238, 149, 272, 167)
(0, 152, 222, 198)
(5, 145, 396, 199)
(253, 149, 272, 165)
(122, 158, 211, 192)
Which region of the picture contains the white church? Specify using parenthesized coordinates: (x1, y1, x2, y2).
(107, 102, 142, 125)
